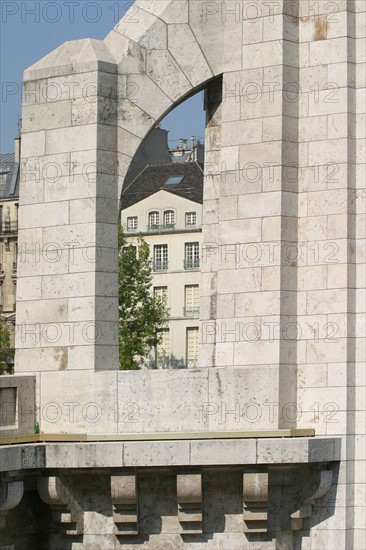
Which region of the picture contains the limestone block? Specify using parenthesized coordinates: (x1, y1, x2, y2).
(69, 198, 118, 225)
(22, 101, 72, 133)
(69, 344, 119, 373)
(299, 65, 328, 93)
(214, 342, 234, 366)
(16, 300, 68, 325)
(24, 38, 116, 81)
(117, 99, 155, 139)
(46, 126, 96, 155)
(16, 276, 42, 302)
(299, 116, 327, 141)
(238, 192, 282, 219)
(243, 17, 263, 44)
(309, 37, 348, 66)
(307, 189, 348, 217)
(15, 348, 69, 373)
(218, 268, 261, 294)
(306, 289, 347, 315)
(257, 439, 308, 463)
(219, 219, 262, 246)
(298, 363, 327, 388)
(18, 202, 68, 230)
(298, 266, 328, 290)
(327, 61, 352, 89)
(45, 444, 77, 468)
(221, 119, 262, 147)
(206, 367, 279, 431)
(146, 50, 192, 102)
(34, 320, 117, 349)
(68, 297, 117, 323)
(309, 88, 348, 117)
(18, 180, 44, 205)
(234, 340, 282, 366)
(167, 24, 213, 87)
(306, 338, 347, 363)
(123, 441, 189, 466)
(264, 116, 298, 143)
(125, 74, 172, 120)
(190, 439, 256, 465)
(115, 6, 167, 50)
(42, 222, 114, 250)
(21, 131, 46, 158)
(117, 369, 209, 433)
(39, 174, 100, 202)
(241, 91, 283, 119)
(39, 371, 118, 434)
(236, 291, 281, 317)
(242, 41, 284, 70)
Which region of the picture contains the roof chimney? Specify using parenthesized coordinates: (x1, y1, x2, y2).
(14, 137, 21, 163)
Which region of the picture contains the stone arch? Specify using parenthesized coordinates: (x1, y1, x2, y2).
(16, 0, 243, 373)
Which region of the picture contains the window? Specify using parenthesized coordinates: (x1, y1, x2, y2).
(164, 210, 175, 226)
(164, 175, 184, 186)
(127, 216, 138, 231)
(156, 329, 170, 369)
(186, 327, 199, 368)
(154, 286, 168, 304)
(122, 245, 136, 257)
(184, 242, 200, 269)
(185, 285, 199, 317)
(153, 244, 168, 271)
(149, 211, 160, 228)
(185, 212, 196, 227)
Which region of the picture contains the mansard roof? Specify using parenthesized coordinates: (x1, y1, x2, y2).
(0, 152, 20, 199)
(121, 162, 204, 210)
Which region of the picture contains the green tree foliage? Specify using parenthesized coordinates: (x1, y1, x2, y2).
(118, 226, 169, 370)
(0, 320, 14, 375)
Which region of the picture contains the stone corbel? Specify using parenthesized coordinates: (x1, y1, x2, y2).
(37, 476, 83, 536)
(177, 474, 203, 535)
(291, 468, 334, 531)
(0, 479, 24, 529)
(243, 472, 269, 533)
(111, 475, 138, 536)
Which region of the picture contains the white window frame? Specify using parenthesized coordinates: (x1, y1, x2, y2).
(164, 210, 175, 226)
(185, 212, 196, 227)
(185, 242, 200, 269)
(153, 244, 168, 271)
(127, 216, 138, 231)
(184, 285, 199, 317)
(149, 211, 160, 228)
(154, 286, 168, 304)
(156, 329, 170, 369)
(186, 327, 199, 368)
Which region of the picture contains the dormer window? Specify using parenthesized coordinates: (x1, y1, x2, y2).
(127, 216, 138, 231)
(185, 212, 196, 227)
(164, 210, 175, 226)
(149, 211, 159, 228)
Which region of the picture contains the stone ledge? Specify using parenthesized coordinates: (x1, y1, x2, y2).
(0, 437, 341, 472)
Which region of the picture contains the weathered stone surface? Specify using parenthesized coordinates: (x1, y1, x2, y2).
(8, 0, 366, 546)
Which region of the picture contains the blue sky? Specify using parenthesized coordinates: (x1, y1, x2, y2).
(0, 0, 205, 153)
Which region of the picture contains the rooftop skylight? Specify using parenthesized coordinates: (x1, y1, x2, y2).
(164, 175, 184, 185)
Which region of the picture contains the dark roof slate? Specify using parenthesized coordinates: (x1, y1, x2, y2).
(0, 153, 20, 199)
(121, 162, 204, 210)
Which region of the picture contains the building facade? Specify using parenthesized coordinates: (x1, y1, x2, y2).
(1, 1, 365, 549)
(0, 137, 20, 353)
(121, 159, 203, 369)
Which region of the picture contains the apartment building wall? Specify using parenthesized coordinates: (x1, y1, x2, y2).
(121, 190, 202, 369)
(0, 139, 20, 348)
